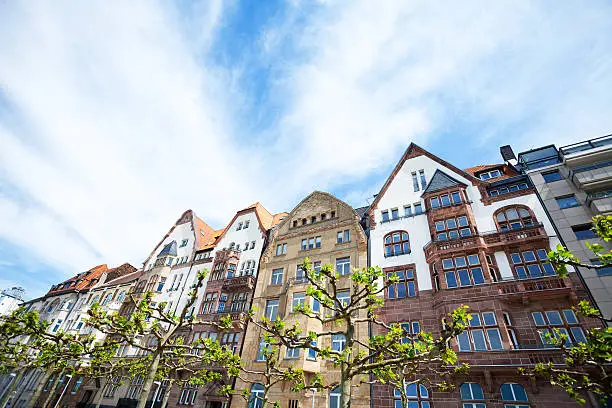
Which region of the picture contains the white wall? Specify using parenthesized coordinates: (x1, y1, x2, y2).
(370, 153, 561, 290)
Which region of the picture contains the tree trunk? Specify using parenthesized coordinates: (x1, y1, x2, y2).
(159, 380, 173, 408)
(92, 380, 105, 408)
(27, 369, 54, 408)
(135, 352, 161, 408)
(41, 372, 63, 408)
(340, 376, 351, 408)
(0, 370, 24, 408)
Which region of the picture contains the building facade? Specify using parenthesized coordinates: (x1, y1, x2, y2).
(367, 144, 601, 408)
(515, 134, 612, 321)
(233, 191, 369, 408)
(0, 286, 25, 316)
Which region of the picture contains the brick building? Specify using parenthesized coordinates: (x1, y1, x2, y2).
(366, 143, 601, 407)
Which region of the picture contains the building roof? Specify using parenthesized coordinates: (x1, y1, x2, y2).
(98, 269, 143, 288)
(367, 143, 484, 214)
(464, 163, 520, 181)
(105, 263, 138, 282)
(194, 215, 216, 250)
(422, 169, 466, 194)
(46, 264, 109, 296)
(158, 240, 178, 257)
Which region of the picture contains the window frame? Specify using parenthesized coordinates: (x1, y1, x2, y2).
(384, 231, 411, 257)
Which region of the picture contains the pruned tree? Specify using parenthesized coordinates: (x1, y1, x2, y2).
(86, 270, 240, 408)
(237, 258, 470, 408)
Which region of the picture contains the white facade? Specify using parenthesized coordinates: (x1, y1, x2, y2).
(370, 148, 563, 292)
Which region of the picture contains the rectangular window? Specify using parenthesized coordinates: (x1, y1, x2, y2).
(312, 297, 321, 313)
(399, 321, 420, 344)
(511, 249, 555, 279)
(556, 195, 581, 209)
(387, 269, 416, 299)
(180, 239, 188, 247)
(336, 290, 350, 308)
(435, 216, 470, 240)
(430, 197, 440, 209)
(532, 309, 587, 346)
(391, 208, 399, 219)
(301, 239, 307, 250)
(457, 312, 503, 351)
(271, 268, 283, 285)
(265, 299, 279, 321)
(336, 257, 351, 275)
(479, 169, 502, 180)
(414, 202, 423, 215)
(332, 334, 346, 352)
(412, 172, 419, 192)
(419, 170, 427, 189)
(308, 238, 315, 249)
(256, 339, 268, 361)
(295, 266, 306, 283)
(307, 341, 317, 360)
(442, 256, 484, 288)
(572, 224, 597, 239)
(337, 230, 350, 243)
(236, 222, 243, 231)
(286, 347, 300, 359)
(292, 292, 305, 312)
(542, 170, 562, 182)
(382, 210, 389, 222)
(451, 191, 462, 204)
(404, 205, 412, 216)
(315, 236, 321, 248)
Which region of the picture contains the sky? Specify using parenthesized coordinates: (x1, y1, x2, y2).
(1, 0, 611, 299)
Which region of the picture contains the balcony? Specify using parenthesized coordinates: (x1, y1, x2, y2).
(202, 310, 246, 323)
(559, 134, 612, 157)
(481, 223, 548, 248)
(214, 249, 241, 263)
(569, 160, 612, 190)
(222, 275, 256, 291)
(587, 190, 612, 214)
(424, 235, 484, 262)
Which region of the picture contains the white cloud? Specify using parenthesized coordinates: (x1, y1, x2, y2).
(1, 0, 611, 297)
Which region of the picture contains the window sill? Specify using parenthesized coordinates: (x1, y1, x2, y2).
(384, 251, 411, 258)
(299, 247, 322, 253)
(274, 253, 287, 258)
(335, 241, 351, 246)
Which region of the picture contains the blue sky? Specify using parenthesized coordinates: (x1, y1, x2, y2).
(1, 0, 611, 299)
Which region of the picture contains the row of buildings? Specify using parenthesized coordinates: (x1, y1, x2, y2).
(2, 135, 611, 408)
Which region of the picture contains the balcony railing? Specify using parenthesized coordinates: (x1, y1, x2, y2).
(494, 276, 570, 297)
(222, 275, 256, 291)
(559, 133, 612, 156)
(481, 223, 547, 247)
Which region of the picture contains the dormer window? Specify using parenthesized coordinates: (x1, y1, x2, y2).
(244, 220, 250, 229)
(237, 222, 243, 231)
(180, 239, 188, 247)
(479, 169, 502, 180)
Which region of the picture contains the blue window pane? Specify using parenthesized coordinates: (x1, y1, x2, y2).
(452, 192, 462, 203)
(542, 263, 556, 276)
(542, 170, 562, 182)
(393, 388, 401, 398)
(556, 195, 580, 209)
(455, 257, 467, 267)
(563, 309, 578, 324)
(469, 314, 481, 327)
(487, 328, 503, 350)
(482, 312, 497, 326)
(442, 259, 454, 269)
(536, 249, 548, 260)
(446, 272, 458, 288)
(435, 221, 445, 231)
(407, 402, 419, 408)
(522, 251, 536, 262)
(527, 264, 542, 278)
(511, 384, 528, 401)
(472, 384, 484, 400)
(515, 266, 528, 280)
(419, 385, 428, 398)
(405, 270, 414, 279)
(388, 286, 396, 299)
(546, 311, 563, 325)
(510, 253, 522, 264)
(458, 269, 471, 286)
(500, 384, 513, 400)
(449, 230, 460, 240)
(472, 330, 487, 350)
(394, 401, 402, 408)
(468, 255, 480, 265)
(412, 322, 420, 334)
(397, 283, 407, 298)
(407, 281, 416, 297)
(405, 383, 417, 397)
(570, 327, 587, 343)
(457, 216, 469, 227)
(460, 383, 472, 400)
(532, 312, 546, 326)
(472, 268, 485, 284)
(457, 331, 471, 351)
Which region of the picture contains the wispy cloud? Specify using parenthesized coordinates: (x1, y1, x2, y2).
(1, 0, 611, 297)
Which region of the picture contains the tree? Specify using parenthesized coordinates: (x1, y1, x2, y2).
(523, 215, 612, 404)
(238, 258, 470, 408)
(0, 307, 117, 408)
(86, 270, 240, 408)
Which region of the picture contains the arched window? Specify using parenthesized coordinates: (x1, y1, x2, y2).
(460, 382, 485, 408)
(117, 291, 127, 302)
(494, 206, 536, 232)
(384, 231, 410, 257)
(393, 383, 430, 408)
(329, 386, 342, 408)
(248, 383, 264, 408)
(500, 383, 529, 408)
(102, 293, 113, 306)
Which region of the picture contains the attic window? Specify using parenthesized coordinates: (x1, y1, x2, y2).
(479, 169, 502, 180)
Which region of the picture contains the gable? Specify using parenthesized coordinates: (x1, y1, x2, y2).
(421, 169, 467, 194)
